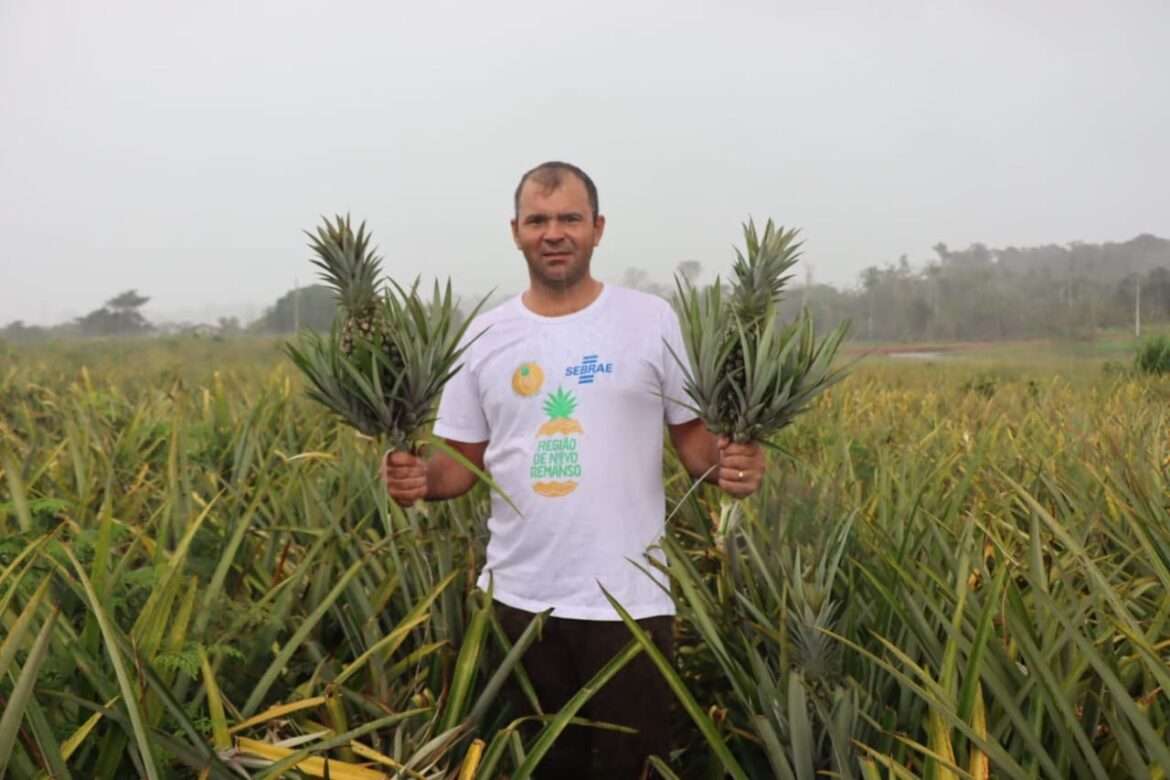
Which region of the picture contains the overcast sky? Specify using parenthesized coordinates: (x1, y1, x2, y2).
(2, 0, 1167, 325)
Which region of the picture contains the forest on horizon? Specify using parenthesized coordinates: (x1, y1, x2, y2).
(3, 233, 1168, 344)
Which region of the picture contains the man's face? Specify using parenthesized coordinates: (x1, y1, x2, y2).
(511, 175, 606, 290)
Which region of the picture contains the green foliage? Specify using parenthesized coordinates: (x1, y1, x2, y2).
(286, 216, 489, 451)
(306, 214, 384, 314)
(73, 289, 153, 337)
(5, 339, 1170, 778)
(792, 235, 1170, 342)
(250, 284, 338, 333)
(106, 290, 150, 310)
(0, 344, 541, 778)
(286, 277, 486, 450)
(653, 363, 1170, 778)
(670, 218, 850, 443)
(1134, 334, 1170, 375)
(960, 372, 999, 398)
(730, 219, 801, 326)
(0, 320, 54, 344)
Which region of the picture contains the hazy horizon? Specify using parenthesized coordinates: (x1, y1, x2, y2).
(3, 0, 1168, 326)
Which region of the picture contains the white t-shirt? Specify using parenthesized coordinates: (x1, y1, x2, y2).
(432, 284, 697, 620)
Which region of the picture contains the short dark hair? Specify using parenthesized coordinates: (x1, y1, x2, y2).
(513, 161, 600, 220)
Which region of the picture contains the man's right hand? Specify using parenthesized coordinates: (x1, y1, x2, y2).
(382, 449, 428, 507)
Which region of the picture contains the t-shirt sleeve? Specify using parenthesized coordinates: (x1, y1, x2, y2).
(660, 302, 700, 425)
(432, 347, 490, 443)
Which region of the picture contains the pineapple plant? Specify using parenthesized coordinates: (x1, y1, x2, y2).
(669, 218, 849, 445)
(719, 221, 801, 423)
(531, 387, 583, 497)
(306, 215, 396, 363)
(286, 214, 486, 453)
(663, 225, 857, 776)
(667, 218, 850, 537)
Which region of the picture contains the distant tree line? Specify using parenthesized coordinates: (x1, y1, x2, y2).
(2, 290, 159, 342)
(4, 234, 1169, 344)
(248, 285, 337, 333)
(1, 285, 340, 343)
(611, 234, 1170, 342)
(777, 234, 1170, 341)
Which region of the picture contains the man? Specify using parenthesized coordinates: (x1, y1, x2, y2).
(382, 161, 764, 778)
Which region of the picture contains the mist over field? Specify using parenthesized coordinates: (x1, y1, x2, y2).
(2, 0, 1168, 336)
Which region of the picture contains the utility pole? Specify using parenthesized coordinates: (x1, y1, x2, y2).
(293, 277, 301, 333)
(1135, 276, 1142, 339)
(931, 280, 939, 337)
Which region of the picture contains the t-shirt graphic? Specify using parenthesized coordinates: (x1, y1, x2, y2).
(566, 354, 613, 385)
(431, 285, 698, 620)
(530, 387, 583, 497)
(512, 362, 544, 397)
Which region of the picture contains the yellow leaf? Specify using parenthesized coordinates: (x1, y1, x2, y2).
(968, 684, 990, 780)
(228, 696, 327, 734)
(61, 697, 118, 760)
(234, 737, 388, 780)
(927, 709, 958, 780)
(285, 451, 337, 463)
(350, 741, 426, 779)
(459, 738, 486, 780)
(199, 647, 230, 750)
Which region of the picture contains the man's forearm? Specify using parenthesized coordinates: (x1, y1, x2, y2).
(671, 421, 722, 484)
(686, 440, 721, 484)
(424, 450, 479, 500)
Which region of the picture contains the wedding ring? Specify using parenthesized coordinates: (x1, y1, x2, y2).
(737, 470, 744, 480)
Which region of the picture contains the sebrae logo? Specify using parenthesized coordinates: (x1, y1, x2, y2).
(564, 354, 613, 385)
(530, 387, 583, 498)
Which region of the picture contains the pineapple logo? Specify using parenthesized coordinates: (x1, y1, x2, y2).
(512, 362, 544, 397)
(530, 387, 583, 498)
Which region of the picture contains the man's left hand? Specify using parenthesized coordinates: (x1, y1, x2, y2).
(716, 436, 765, 498)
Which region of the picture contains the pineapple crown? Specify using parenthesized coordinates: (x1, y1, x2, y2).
(730, 218, 802, 326)
(667, 215, 850, 443)
(543, 387, 577, 420)
(307, 214, 383, 314)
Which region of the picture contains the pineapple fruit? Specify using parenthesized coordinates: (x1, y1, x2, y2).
(288, 215, 488, 451)
(667, 217, 849, 544)
(669, 217, 848, 444)
(307, 215, 398, 366)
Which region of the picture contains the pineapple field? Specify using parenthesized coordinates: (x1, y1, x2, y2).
(3, 336, 1170, 779)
